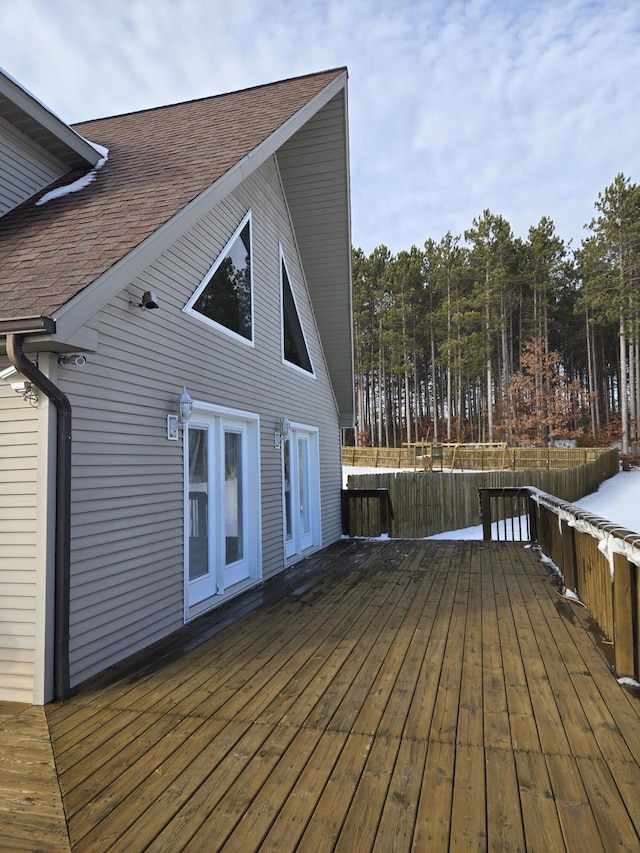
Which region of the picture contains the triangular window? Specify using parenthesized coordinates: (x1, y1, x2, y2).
(281, 250, 312, 373)
(186, 212, 253, 342)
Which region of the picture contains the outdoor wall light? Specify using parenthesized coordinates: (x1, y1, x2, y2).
(274, 415, 291, 449)
(167, 386, 193, 440)
(0, 367, 38, 404)
(129, 290, 160, 310)
(11, 380, 38, 405)
(0, 366, 18, 381)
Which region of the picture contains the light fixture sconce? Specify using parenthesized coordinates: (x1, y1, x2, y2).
(0, 367, 38, 405)
(274, 415, 291, 449)
(129, 290, 159, 310)
(11, 380, 38, 405)
(0, 366, 18, 381)
(167, 386, 193, 440)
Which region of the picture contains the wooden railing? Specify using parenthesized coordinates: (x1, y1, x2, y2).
(480, 486, 640, 682)
(478, 487, 538, 542)
(345, 448, 618, 538)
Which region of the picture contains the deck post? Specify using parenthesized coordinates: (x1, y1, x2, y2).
(480, 489, 492, 540)
(560, 518, 577, 594)
(612, 552, 637, 679)
(341, 489, 351, 536)
(380, 491, 389, 534)
(527, 496, 538, 544)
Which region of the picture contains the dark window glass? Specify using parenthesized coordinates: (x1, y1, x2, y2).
(282, 260, 312, 372)
(193, 222, 251, 339)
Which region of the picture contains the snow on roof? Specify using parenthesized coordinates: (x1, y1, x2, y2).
(35, 144, 109, 206)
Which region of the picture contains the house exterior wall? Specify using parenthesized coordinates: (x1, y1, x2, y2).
(0, 383, 43, 702)
(59, 157, 344, 688)
(0, 116, 68, 217)
(277, 91, 354, 427)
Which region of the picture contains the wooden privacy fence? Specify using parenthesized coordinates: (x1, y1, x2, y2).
(342, 444, 615, 472)
(480, 485, 640, 682)
(344, 448, 618, 538)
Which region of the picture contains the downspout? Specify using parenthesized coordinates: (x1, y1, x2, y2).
(7, 334, 71, 702)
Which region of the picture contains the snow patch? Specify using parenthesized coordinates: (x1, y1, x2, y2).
(617, 676, 640, 688)
(36, 143, 109, 206)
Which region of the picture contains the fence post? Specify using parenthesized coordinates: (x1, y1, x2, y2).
(613, 552, 636, 679)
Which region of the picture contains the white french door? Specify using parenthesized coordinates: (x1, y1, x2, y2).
(185, 409, 259, 611)
(283, 425, 320, 560)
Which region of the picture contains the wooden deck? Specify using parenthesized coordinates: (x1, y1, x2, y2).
(2, 539, 640, 851)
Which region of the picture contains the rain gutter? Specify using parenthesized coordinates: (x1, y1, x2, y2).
(7, 334, 71, 701)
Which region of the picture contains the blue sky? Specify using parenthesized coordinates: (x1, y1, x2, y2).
(1, 0, 639, 254)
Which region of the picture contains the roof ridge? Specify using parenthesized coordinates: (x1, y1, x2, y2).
(72, 66, 347, 129)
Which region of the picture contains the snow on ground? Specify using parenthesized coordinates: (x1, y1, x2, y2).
(343, 465, 640, 540)
(429, 468, 640, 539)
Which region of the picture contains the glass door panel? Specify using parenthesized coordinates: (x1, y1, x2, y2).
(188, 427, 209, 581)
(298, 436, 312, 549)
(283, 426, 319, 559)
(187, 424, 217, 603)
(186, 413, 257, 611)
(224, 430, 243, 565)
(222, 421, 250, 590)
(283, 437, 293, 554)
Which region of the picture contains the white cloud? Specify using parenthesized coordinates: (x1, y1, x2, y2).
(1, 0, 639, 254)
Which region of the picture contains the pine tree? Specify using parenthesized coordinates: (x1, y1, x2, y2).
(581, 174, 640, 454)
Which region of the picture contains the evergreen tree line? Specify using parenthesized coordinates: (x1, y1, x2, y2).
(351, 173, 640, 454)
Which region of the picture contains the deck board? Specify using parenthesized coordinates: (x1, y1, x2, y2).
(0, 704, 70, 852)
(1, 538, 639, 851)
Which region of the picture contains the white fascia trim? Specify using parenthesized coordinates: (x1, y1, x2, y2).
(51, 72, 348, 343)
(0, 67, 102, 167)
(341, 79, 356, 425)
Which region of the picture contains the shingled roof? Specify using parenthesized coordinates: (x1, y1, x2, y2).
(0, 68, 346, 327)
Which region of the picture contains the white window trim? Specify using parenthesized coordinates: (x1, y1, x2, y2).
(280, 244, 315, 377)
(184, 210, 255, 347)
(183, 400, 262, 621)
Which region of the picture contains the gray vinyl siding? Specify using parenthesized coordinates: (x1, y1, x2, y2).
(0, 386, 39, 702)
(277, 91, 354, 427)
(61, 157, 343, 687)
(0, 116, 68, 217)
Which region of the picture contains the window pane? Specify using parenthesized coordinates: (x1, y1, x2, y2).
(194, 222, 252, 339)
(188, 428, 209, 580)
(225, 431, 243, 564)
(282, 261, 312, 371)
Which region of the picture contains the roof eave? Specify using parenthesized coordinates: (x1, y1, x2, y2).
(0, 316, 56, 336)
(52, 70, 349, 342)
(0, 68, 102, 168)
